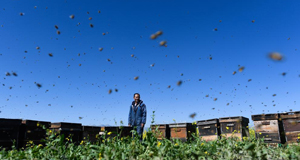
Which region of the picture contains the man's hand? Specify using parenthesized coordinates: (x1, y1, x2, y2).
(141, 123, 144, 128)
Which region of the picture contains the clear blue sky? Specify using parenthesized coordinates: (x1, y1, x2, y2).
(1, 0, 299, 127)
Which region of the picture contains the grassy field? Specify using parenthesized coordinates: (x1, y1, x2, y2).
(0, 127, 300, 160)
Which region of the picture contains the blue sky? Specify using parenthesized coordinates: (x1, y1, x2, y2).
(0, 0, 299, 127)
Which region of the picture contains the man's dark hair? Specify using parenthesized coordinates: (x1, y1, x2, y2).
(133, 93, 140, 97)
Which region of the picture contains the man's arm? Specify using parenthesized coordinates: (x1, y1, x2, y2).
(128, 105, 132, 126)
(141, 104, 147, 127)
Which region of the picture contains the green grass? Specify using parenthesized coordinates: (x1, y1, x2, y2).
(0, 128, 300, 160)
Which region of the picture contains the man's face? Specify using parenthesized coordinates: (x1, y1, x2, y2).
(134, 94, 140, 103)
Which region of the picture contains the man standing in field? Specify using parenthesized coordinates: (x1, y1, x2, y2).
(128, 93, 147, 140)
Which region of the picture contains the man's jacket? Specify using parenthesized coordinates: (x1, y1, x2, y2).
(128, 100, 147, 126)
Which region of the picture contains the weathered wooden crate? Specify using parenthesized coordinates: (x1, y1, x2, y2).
(197, 119, 220, 141)
(50, 122, 82, 143)
(0, 118, 22, 149)
(219, 116, 249, 140)
(150, 124, 170, 140)
(169, 123, 196, 142)
(281, 111, 300, 144)
(82, 126, 101, 143)
(19, 120, 51, 148)
(252, 113, 285, 144)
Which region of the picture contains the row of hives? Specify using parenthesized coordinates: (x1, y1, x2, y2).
(0, 119, 132, 150)
(0, 111, 299, 149)
(151, 111, 300, 144)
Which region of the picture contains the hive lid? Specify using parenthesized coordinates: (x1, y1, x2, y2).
(280, 111, 300, 119)
(219, 116, 249, 123)
(169, 123, 192, 128)
(197, 118, 219, 125)
(22, 120, 51, 127)
(251, 113, 279, 121)
(0, 118, 22, 126)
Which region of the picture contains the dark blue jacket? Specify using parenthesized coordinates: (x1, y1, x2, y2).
(128, 100, 147, 126)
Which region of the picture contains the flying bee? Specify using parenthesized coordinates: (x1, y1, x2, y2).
(5, 72, 11, 76)
(131, 54, 134, 57)
(282, 72, 286, 76)
(102, 33, 105, 35)
(272, 94, 276, 97)
(248, 79, 252, 82)
(177, 80, 182, 86)
(79, 64, 82, 66)
(36, 46, 40, 50)
(48, 53, 53, 57)
(167, 85, 171, 88)
(57, 30, 61, 35)
(214, 98, 218, 101)
(54, 25, 58, 29)
(150, 34, 158, 39)
(114, 89, 118, 92)
(89, 23, 94, 28)
(107, 59, 111, 62)
(238, 66, 245, 72)
(189, 113, 196, 119)
(252, 20, 255, 23)
(12, 72, 17, 76)
(69, 14, 75, 19)
(156, 31, 163, 36)
(214, 28, 218, 31)
(89, 17, 92, 20)
(232, 71, 236, 75)
(36, 83, 42, 88)
(134, 76, 139, 80)
(99, 48, 103, 51)
(268, 52, 283, 61)
(159, 41, 167, 46)
(98, 10, 101, 13)
(108, 89, 112, 94)
(79, 117, 83, 120)
(20, 12, 24, 16)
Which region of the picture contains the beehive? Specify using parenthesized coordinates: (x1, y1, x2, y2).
(151, 124, 170, 140)
(169, 123, 196, 142)
(0, 118, 22, 149)
(281, 111, 300, 144)
(252, 113, 285, 144)
(219, 116, 249, 140)
(197, 119, 220, 141)
(50, 122, 82, 143)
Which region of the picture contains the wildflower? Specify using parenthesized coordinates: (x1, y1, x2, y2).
(201, 143, 204, 146)
(49, 130, 52, 133)
(205, 151, 208, 154)
(259, 132, 262, 135)
(157, 141, 162, 147)
(175, 143, 178, 146)
(38, 144, 43, 147)
(121, 138, 123, 141)
(37, 123, 40, 127)
(192, 121, 197, 125)
(80, 141, 84, 145)
(226, 127, 229, 130)
(107, 132, 112, 135)
(66, 138, 70, 141)
(99, 153, 102, 160)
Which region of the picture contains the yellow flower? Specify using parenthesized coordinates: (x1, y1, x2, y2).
(226, 127, 229, 130)
(259, 132, 262, 135)
(121, 138, 123, 141)
(99, 153, 102, 160)
(175, 143, 178, 146)
(66, 138, 70, 141)
(80, 141, 84, 145)
(37, 123, 40, 127)
(205, 151, 208, 154)
(107, 132, 112, 135)
(38, 144, 43, 147)
(192, 121, 197, 125)
(201, 143, 204, 146)
(49, 130, 52, 133)
(157, 141, 161, 147)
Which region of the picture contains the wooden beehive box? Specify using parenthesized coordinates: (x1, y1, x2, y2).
(281, 111, 300, 144)
(118, 126, 132, 138)
(19, 120, 51, 148)
(50, 122, 82, 143)
(0, 118, 22, 149)
(99, 126, 120, 139)
(169, 123, 196, 142)
(197, 119, 220, 141)
(150, 124, 170, 140)
(252, 113, 285, 144)
(82, 126, 101, 143)
(219, 116, 249, 140)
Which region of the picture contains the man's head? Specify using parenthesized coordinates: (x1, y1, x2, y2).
(133, 93, 140, 103)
